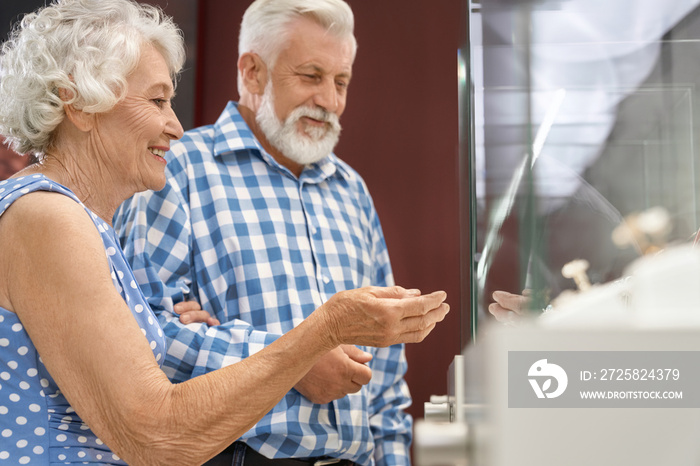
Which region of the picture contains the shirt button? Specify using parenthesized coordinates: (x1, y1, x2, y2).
(322, 275, 330, 284)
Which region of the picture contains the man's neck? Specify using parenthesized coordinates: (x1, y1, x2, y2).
(237, 104, 305, 178)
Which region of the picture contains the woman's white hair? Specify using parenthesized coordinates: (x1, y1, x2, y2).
(0, 0, 185, 158)
(238, 0, 356, 92)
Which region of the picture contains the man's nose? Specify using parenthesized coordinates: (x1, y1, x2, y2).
(313, 79, 340, 114)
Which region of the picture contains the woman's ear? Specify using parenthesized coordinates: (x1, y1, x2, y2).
(58, 87, 94, 132)
(238, 52, 268, 96)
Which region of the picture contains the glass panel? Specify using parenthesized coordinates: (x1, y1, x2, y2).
(466, 0, 700, 339)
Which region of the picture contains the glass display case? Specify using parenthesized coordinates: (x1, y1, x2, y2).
(415, 0, 700, 460)
(413, 4, 700, 464)
(464, 0, 700, 341)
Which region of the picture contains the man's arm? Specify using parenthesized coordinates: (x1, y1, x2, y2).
(294, 344, 373, 404)
(115, 176, 283, 382)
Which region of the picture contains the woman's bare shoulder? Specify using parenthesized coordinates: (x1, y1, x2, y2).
(0, 190, 110, 310)
(1, 190, 101, 243)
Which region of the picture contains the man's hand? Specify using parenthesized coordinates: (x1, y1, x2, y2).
(175, 301, 221, 326)
(294, 345, 373, 404)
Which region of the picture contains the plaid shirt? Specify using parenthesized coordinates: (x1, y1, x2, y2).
(114, 102, 412, 465)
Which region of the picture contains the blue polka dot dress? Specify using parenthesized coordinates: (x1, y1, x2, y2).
(0, 175, 166, 464)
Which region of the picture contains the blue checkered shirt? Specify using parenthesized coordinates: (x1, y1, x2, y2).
(114, 102, 412, 465)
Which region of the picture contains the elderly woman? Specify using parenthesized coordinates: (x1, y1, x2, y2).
(0, 1, 449, 464)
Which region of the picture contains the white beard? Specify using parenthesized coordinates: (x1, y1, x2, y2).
(256, 81, 342, 166)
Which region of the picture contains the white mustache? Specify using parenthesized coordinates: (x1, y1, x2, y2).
(288, 106, 341, 133)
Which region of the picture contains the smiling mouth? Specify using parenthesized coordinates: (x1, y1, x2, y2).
(299, 115, 325, 125)
(149, 148, 167, 158)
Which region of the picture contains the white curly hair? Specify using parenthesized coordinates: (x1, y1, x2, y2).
(0, 0, 185, 158)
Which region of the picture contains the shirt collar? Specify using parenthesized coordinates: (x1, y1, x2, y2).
(212, 101, 352, 183)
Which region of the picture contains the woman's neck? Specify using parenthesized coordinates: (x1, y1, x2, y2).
(16, 151, 124, 226)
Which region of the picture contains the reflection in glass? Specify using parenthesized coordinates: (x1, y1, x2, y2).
(465, 0, 700, 341)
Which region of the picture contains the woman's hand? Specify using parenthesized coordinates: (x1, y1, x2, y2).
(489, 290, 530, 323)
(319, 286, 450, 348)
(175, 301, 220, 326)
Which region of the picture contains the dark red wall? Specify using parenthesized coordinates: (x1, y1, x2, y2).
(195, 0, 464, 433)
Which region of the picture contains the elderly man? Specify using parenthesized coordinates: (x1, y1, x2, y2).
(115, 0, 417, 464)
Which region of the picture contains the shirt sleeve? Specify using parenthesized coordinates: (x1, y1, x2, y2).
(364, 199, 413, 466)
(113, 163, 280, 383)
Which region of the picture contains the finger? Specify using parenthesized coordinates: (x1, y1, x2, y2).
(372, 286, 422, 299)
(349, 363, 372, 386)
(180, 310, 216, 325)
(206, 317, 221, 326)
(424, 302, 450, 325)
(399, 322, 438, 344)
(488, 303, 517, 323)
(393, 291, 448, 319)
(174, 300, 202, 313)
(491, 291, 526, 315)
(341, 345, 373, 364)
(397, 303, 449, 343)
(346, 381, 364, 395)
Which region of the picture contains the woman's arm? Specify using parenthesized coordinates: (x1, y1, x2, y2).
(0, 192, 448, 465)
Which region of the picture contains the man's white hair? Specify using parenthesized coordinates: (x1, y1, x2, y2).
(237, 0, 357, 94)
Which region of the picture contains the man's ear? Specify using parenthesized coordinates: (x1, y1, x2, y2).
(238, 52, 268, 96)
(58, 87, 94, 132)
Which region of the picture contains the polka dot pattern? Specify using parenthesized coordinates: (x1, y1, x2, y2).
(0, 176, 166, 464)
